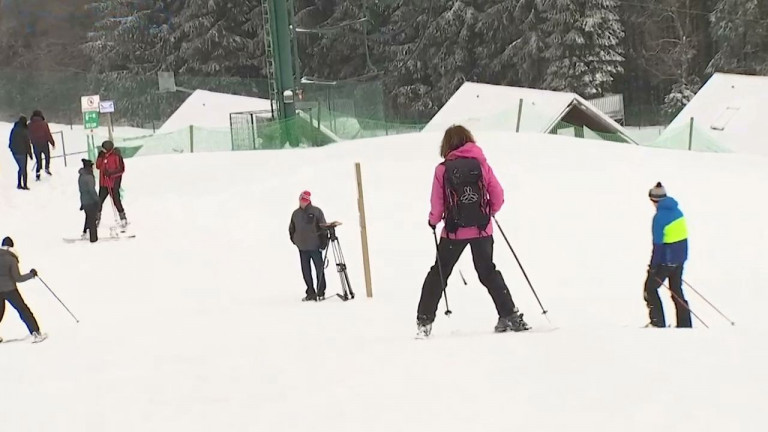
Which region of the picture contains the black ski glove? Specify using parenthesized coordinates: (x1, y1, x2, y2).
(428, 222, 436, 230)
(30, 269, 38, 277)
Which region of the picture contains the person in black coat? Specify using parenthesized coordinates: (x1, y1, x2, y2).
(8, 116, 33, 190)
(78, 159, 100, 243)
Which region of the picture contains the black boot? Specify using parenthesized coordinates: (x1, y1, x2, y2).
(416, 315, 433, 338)
(494, 309, 531, 332)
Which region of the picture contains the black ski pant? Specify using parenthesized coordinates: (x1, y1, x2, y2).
(299, 249, 326, 298)
(0, 288, 40, 334)
(417, 235, 516, 324)
(644, 264, 692, 328)
(13, 154, 28, 188)
(99, 177, 125, 215)
(33, 143, 50, 174)
(82, 202, 99, 242)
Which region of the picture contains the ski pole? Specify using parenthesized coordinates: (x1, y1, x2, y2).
(431, 227, 452, 316)
(37, 275, 80, 323)
(653, 276, 708, 328)
(108, 187, 119, 223)
(683, 279, 735, 325)
(458, 269, 467, 285)
(492, 216, 548, 317)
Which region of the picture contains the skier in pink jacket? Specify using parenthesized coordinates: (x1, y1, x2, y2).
(416, 125, 530, 338)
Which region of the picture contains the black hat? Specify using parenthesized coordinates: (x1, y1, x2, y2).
(82, 158, 94, 168)
(1, 236, 14, 247)
(649, 182, 667, 202)
(102, 140, 115, 151)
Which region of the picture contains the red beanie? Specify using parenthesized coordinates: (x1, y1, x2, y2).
(299, 190, 311, 203)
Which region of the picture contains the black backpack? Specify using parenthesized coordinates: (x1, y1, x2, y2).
(442, 157, 491, 234)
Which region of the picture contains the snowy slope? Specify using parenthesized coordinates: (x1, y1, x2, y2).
(157, 89, 272, 133)
(1, 129, 767, 431)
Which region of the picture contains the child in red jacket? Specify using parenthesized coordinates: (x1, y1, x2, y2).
(95, 140, 127, 227)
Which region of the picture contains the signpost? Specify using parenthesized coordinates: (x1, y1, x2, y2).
(84, 111, 99, 130)
(99, 100, 115, 141)
(81, 95, 100, 113)
(81, 94, 100, 161)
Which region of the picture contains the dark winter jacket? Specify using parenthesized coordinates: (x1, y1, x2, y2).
(0, 247, 34, 293)
(8, 121, 32, 157)
(289, 204, 328, 251)
(78, 167, 100, 207)
(27, 115, 55, 148)
(650, 197, 689, 267)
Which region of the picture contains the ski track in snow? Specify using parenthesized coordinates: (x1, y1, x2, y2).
(1, 123, 767, 431)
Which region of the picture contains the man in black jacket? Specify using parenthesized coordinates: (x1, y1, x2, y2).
(288, 191, 329, 301)
(8, 116, 32, 190)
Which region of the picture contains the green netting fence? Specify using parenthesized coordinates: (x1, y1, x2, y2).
(1, 67, 735, 161)
(647, 120, 730, 153)
(55, 112, 426, 162)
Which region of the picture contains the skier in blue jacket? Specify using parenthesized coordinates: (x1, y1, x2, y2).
(643, 182, 692, 328)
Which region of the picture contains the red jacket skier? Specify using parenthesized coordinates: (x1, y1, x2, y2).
(95, 140, 127, 227)
(27, 110, 55, 179)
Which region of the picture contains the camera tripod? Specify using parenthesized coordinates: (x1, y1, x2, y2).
(320, 221, 355, 301)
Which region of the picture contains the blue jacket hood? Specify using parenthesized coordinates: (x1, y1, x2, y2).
(655, 197, 679, 211)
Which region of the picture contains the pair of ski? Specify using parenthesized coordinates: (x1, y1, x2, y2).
(63, 234, 135, 243)
(1, 333, 48, 344)
(305, 293, 352, 302)
(415, 325, 559, 340)
(63, 221, 135, 243)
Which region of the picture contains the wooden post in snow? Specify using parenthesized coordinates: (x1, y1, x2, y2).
(355, 162, 373, 298)
(189, 125, 195, 153)
(515, 98, 523, 132)
(688, 117, 694, 151)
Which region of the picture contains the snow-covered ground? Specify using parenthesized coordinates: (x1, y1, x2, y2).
(1, 124, 767, 431)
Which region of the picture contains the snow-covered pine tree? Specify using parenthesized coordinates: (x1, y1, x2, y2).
(422, 1, 483, 106)
(168, 0, 265, 78)
(297, 0, 374, 81)
(708, 0, 768, 74)
(542, 0, 624, 97)
(370, 0, 436, 120)
(380, 0, 483, 120)
(510, 0, 547, 87)
(473, 0, 522, 85)
(82, 0, 180, 124)
(662, 77, 700, 115)
(83, 0, 174, 74)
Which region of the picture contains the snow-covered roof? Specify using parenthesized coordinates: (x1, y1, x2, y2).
(158, 89, 272, 133)
(423, 82, 637, 144)
(657, 73, 768, 155)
